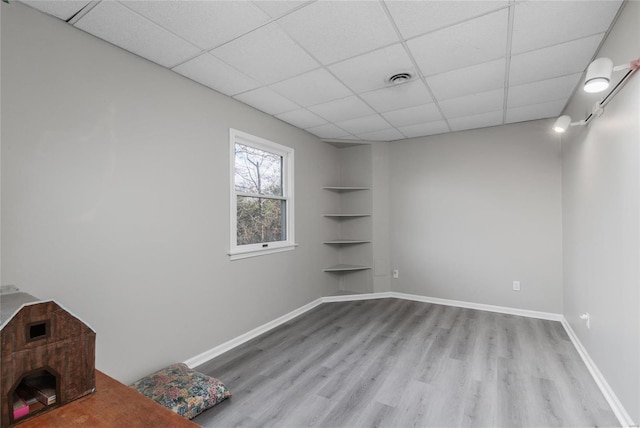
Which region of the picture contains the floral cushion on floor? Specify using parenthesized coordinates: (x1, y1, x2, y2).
(131, 363, 231, 419)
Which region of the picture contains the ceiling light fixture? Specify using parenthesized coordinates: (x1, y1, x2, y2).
(553, 54, 639, 133)
(584, 56, 640, 93)
(584, 57, 614, 93)
(387, 72, 412, 85)
(552, 115, 584, 133)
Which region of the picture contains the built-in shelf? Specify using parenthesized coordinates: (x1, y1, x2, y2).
(323, 239, 371, 245)
(323, 264, 372, 272)
(323, 214, 371, 217)
(323, 186, 371, 191)
(322, 179, 372, 283)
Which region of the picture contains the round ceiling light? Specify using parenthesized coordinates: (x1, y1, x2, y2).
(387, 72, 412, 85)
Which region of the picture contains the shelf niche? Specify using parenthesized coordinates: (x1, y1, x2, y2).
(323, 239, 371, 245)
(323, 264, 372, 272)
(322, 144, 373, 294)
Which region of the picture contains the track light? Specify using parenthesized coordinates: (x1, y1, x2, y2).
(583, 56, 640, 93)
(552, 115, 585, 133)
(552, 115, 571, 133)
(554, 54, 639, 133)
(584, 58, 613, 93)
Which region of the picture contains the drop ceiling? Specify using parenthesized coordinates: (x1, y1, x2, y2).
(22, 0, 623, 141)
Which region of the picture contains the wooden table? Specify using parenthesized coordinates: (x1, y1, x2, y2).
(16, 370, 198, 427)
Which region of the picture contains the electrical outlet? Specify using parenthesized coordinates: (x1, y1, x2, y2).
(392, 269, 399, 279)
(580, 313, 591, 329)
(512, 281, 521, 291)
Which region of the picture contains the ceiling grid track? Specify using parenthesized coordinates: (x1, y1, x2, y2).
(502, 0, 516, 124)
(66, 0, 99, 24)
(25, 0, 625, 142)
(270, 19, 372, 140)
(378, 0, 451, 136)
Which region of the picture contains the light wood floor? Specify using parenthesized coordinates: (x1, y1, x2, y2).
(193, 298, 619, 427)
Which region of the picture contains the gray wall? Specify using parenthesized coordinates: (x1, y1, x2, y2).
(372, 142, 392, 292)
(561, 0, 640, 421)
(388, 120, 563, 313)
(1, 2, 340, 384)
(2, 1, 638, 418)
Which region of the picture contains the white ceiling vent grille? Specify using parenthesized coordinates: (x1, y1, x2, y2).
(387, 72, 413, 85)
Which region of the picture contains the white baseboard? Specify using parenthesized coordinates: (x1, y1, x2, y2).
(183, 297, 324, 368)
(183, 291, 632, 427)
(322, 291, 392, 302)
(388, 292, 563, 321)
(560, 317, 635, 428)
(324, 291, 562, 321)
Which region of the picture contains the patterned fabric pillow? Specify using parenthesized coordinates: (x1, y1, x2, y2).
(130, 363, 231, 419)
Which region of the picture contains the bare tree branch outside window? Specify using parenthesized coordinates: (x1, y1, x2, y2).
(235, 143, 286, 245)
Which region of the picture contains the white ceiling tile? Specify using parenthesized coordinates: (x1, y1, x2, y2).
(56, 0, 620, 141)
(172, 53, 261, 96)
(121, 1, 270, 50)
(307, 96, 375, 123)
(427, 58, 506, 102)
(305, 123, 351, 139)
(275, 109, 327, 129)
(448, 110, 504, 132)
(382, 103, 442, 127)
(270, 69, 352, 107)
(506, 100, 566, 124)
(74, 1, 201, 68)
(360, 80, 433, 113)
(252, 1, 309, 18)
(211, 23, 318, 85)
(328, 44, 417, 94)
(277, 1, 399, 64)
(408, 9, 508, 76)
(334, 114, 391, 135)
(357, 128, 405, 142)
(440, 89, 504, 119)
(511, 1, 622, 54)
(508, 73, 581, 109)
(233, 87, 299, 115)
(510, 34, 604, 87)
(398, 121, 450, 138)
(23, 0, 91, 20)
(385, 0, 508, 40)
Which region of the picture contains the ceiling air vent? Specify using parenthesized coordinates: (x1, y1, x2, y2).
(387, 72, 413, 85)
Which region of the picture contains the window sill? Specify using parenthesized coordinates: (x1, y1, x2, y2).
(228, 243, 298, 261)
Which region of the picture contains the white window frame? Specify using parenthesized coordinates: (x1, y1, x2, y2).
(229, 129, 296, 260)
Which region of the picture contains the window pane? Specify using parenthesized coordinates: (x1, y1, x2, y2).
(237, 196, 286, 245)
(234, 143, 283, 196)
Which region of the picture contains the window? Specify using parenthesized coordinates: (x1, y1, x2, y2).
(229, 129, 295, 260)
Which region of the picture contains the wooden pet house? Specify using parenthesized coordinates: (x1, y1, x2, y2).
(1, 289, 96, 426)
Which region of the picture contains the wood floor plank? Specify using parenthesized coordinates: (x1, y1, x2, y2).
(273, 394, 333, 428)
(316, 348, 393, 428)
(390, 379, 436, 427)
(350, 401, 398, 428)
(496, 356, 531, 427)
(257, 365, 332, 427)
(194, 298, 620, 428)
(425, 358, 474, 427)
(459, 379, 496, 428)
